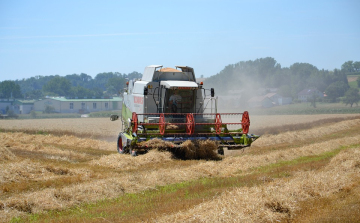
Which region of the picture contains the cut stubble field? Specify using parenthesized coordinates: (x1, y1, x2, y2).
(0, 114, 360, 222)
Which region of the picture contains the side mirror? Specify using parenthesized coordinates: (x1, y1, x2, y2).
(144, 88, 148, 95)
(110, 114, 119, 121)
(211, 88, 215, 97)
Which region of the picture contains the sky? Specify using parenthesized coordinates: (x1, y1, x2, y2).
(0, 0, 359, 81)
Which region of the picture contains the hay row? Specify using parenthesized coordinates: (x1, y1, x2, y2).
(253, 118, 360, 147)
(0, 132, 116, 152)
(153, 148, 360, 222)
(0, 118, 121, 138)
(1, 114, 358, 139)
(1, 133, 359, 221)
(0, 118, 359, 221)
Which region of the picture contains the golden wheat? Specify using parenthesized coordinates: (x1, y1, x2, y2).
(0, 116, 360, 222)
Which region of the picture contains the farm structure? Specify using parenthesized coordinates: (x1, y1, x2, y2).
(0, 99, 35, 115)
(298, 88, 324, 102)
(34, 97, 122, 113)
(248, 93, 292, 108)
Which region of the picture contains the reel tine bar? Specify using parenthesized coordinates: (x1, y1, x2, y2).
(131, 111, 250, 135)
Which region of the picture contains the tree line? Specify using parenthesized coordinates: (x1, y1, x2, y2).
(204, 58, 360, 103)
(1, 58, 359, 104)
(0, 71, 141, 99)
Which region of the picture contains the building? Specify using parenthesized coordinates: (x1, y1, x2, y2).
(265, 93, 281, 105)
(13, 100, 36, 114)
(278, 97, 292, 105)
(298, 88, 324, 102)
(247, 95, 274, 108)
(0, 99, 14, 114)
(34, 97, 122, 113)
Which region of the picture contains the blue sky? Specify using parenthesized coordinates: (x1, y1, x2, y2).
(0, 0, 359, 81)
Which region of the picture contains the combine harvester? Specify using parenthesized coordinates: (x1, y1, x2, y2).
(110, 65, 259, 156)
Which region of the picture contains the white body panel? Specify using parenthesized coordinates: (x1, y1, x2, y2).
(160, 81, 199, 89)
(122, 65, 216, 122)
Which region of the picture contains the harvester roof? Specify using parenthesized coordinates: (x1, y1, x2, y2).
(161, 80, 199, 89)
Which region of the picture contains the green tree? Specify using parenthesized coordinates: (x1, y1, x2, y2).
(68, 86, 94, 98)
(357, 77, 360, 88)
(343, 88, 360, 107)
(354, 61, 360, 72)
(27, 89, 43, 99)
(6, 110, 18, 118)
(43, 105, 55, 114)
(0, 81, 23, 98)
(278, 85, 292, 97)
(42, 76, 71, 96)
(310, 92, 318, 108)
(341, 61, 354, 73)
(325, 81, 349, 102)
(30, 110, 37, 118)
(106, 76, 125, 95)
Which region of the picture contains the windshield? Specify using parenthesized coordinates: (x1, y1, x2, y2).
(164, 89, 195, 113)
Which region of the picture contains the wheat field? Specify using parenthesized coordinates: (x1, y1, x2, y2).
(0, 114, 359, 222)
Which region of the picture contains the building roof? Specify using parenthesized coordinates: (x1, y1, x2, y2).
(13, 100, 36, 105)
(264, 93, 278, 98)
(41, 97, 122, 102)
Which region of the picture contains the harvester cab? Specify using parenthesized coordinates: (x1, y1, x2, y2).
(110, 65, 259, 156)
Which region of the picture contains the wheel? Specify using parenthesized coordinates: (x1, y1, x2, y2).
(159, 113, 165, 135)
(117, 134, 125, 154)
(186, 113, 195, 135)
(241, 111, 250, 134)
(215, 113, 222, 134)
(132, 112, 138, 134)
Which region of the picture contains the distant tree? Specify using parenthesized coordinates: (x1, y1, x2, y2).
(6, 110, 18, 118)
(278, 85, 292, 97)
(290, 63, 318, 79)
(68, 86, 94, 98)
(126, 71, 142, 80)
(341, 61, 354, 73)
(332, 69, 349, 85)
(30, 110, 37, 118)
(354, 61, 360, 72)
(343, 88, 360, 107)
(43, 105, 55, 114)
(27, 89, 43, 99)
(0, 81, 23, 98)
(106, 76, 125, 95)
(42, 76, 71, 96)
(310, 91, 318, 108)
(325, 81, 349, 102)
(94, 72, 119, 90)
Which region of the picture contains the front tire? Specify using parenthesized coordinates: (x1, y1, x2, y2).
(117, 134, 126, 154)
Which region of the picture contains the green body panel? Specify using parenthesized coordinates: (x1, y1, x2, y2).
(122, 132, 133, 140)
(121, 102, 132, 128)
